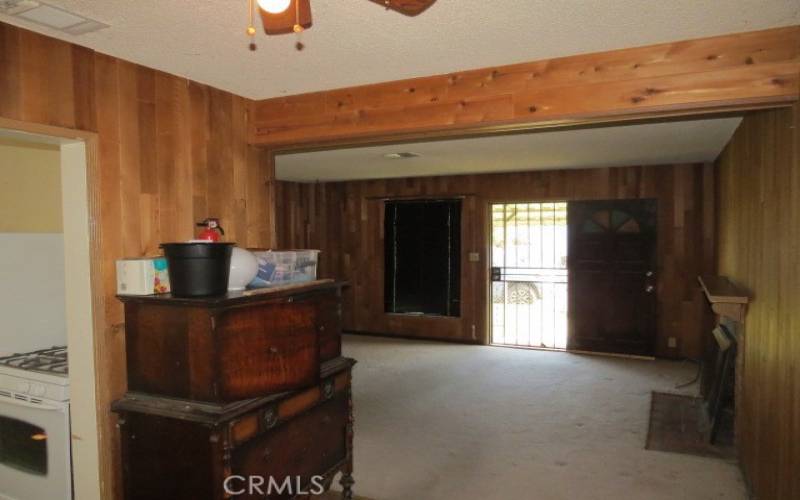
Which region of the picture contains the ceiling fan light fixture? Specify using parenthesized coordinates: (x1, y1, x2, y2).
(257, 0, 291, 14)
(249, 0, 436, 45)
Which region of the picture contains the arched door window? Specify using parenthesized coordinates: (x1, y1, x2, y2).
(581, 208, 641, 234)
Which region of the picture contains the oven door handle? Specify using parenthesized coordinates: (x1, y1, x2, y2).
(1, 396, 66, 412)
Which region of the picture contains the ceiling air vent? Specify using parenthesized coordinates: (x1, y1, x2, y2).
(0, 0, 108, 35)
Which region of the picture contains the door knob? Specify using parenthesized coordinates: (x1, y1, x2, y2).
(645, 285, 655, 293)
(645, 271, 654, 277)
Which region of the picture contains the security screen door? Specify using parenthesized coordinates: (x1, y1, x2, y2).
(491, 202, 568, 348)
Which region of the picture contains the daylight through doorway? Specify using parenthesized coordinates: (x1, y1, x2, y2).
(491, 202, 568, 349)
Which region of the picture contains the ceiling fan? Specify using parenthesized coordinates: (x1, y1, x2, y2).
(247, 0, 438, 49)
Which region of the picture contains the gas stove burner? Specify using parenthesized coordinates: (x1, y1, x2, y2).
(0, 346, 68, 376)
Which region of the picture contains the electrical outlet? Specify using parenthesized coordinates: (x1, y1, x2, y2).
(668, 337, 677, 348)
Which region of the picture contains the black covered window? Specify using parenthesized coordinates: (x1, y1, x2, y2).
(384, 199, 461, 317)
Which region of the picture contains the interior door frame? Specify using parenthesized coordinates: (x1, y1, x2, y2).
(365, 193, 480, 343)
(0, 117, 107, 500)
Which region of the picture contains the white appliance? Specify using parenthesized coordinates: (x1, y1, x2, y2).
(228, 247, 259, 291)
(0, 347, 71, 500)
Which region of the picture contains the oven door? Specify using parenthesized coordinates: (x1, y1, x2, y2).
(0, 395, 71, 500)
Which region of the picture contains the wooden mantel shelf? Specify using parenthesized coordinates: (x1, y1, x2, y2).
(698, 275, 749, 323)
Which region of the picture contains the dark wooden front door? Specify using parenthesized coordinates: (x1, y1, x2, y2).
(567, 199, 657, 356)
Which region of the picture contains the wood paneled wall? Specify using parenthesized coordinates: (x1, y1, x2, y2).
(0, 22, 275, 498)
(276, 163, 715, 359)
(251, 26, 800, 147)
(2, 16, 797, 498)
(716, 105, 799, 499)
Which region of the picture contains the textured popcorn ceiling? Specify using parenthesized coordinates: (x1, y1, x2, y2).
(275, 116, 743, 181)
(1, 1, 798, 99)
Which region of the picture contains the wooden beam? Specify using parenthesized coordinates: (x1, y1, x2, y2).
(250, 26, 800, 147)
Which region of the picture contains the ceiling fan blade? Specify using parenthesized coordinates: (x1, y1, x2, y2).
(366, 0, 437, 17)
(260, 0, 312, 35)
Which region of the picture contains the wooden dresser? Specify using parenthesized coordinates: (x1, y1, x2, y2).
(113, 281, 354, 500)
(118, 281, 345, 402)
(113, 358, 355, 500)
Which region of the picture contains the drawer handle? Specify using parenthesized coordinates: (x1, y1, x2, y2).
(322, 380, 334, 399)
(268, 346, 279, 354)
(263, 407, 278, 428)
(319, 325, 326, 332)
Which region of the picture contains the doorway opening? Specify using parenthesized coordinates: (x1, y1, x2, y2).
(0, 124, 101, 500)
(491, 202, 568, 349)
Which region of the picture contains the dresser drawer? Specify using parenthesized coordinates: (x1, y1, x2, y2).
(123, 294, 322, 402)
(231, 393, 349, 499)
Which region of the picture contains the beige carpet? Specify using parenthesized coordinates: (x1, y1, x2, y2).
(341, 335, 746, 500)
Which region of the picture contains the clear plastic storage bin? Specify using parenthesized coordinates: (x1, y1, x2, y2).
(250, 250, 320, 288)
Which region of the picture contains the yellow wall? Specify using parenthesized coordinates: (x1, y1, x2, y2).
(0, 138, 62, 233)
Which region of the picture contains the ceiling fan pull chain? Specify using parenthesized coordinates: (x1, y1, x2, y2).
(247, 0, 258, 51)
(293, 0, 305, 51)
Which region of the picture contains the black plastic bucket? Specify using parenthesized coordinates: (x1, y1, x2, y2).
(160, 242, 234, 297)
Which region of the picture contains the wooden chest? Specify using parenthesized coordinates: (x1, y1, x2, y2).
(113, 357, 355, 500)
(119, 281, 344, 403)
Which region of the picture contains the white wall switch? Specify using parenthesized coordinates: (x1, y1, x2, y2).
(668, 337, 677, 348)
(468, 252, 480, 262)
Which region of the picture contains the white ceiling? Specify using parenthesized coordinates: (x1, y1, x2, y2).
(0, 1, 797, 99)
(275, 117, 742, 182)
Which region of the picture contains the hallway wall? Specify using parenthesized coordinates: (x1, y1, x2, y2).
(716, 105, 800, 499)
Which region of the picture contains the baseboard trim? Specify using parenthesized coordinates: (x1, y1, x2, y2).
(567, 348, 656, 361)
(343, 330, 482, 345)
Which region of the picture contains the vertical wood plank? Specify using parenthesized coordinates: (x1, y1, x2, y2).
(0, 23, 22, 119)
(92, 52, 125, 500)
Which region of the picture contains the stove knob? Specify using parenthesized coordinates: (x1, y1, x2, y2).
(31, 384, 46, 397)
(16, 381, 30, 394)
